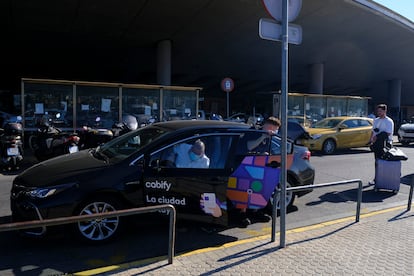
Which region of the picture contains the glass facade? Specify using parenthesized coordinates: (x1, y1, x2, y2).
(23, 82, 73, 128)
(22, 79, 201, 131)
(76, 85, 119, 129)
(286, 93, 370, 125)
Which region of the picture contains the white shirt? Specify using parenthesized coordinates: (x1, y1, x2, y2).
(373, 116, 394, 142)
(174, 143, 210, 168)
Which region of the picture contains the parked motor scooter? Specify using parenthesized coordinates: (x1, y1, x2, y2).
(111, 114, 138, 137)
(29, 122, 80, 161)
(0, 119, 24, 170)
(78, 114, 138, 150)
(78, 126, 114, 149)
(78, 116, 114, 149)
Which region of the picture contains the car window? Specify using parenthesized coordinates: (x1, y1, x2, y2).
(236, 131, 292, 156)
(343, 119, 358, 128)
(149, 134, 234, 169)
(313, 118, 341, 128)
(358, 119, 372, 127)
(97, 127, 167, 163)
(237, 131, 274, 155)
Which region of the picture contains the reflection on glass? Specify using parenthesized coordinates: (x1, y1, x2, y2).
(76, 86, 119, 129)
(163, 90, 197, 121)
(24, 83, 73, 129)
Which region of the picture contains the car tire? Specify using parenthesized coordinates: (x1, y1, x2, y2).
(74, 196, 124, 244)
(266, 180, 295, 213)
(322, 139, 336, 154)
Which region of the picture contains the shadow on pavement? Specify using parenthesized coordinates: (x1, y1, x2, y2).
(305, 184, 408, 206)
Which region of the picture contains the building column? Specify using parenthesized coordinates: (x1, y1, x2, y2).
(388, 79, 401, 124)
(309, 63, 324, 94)
(156, 40, 172, 86)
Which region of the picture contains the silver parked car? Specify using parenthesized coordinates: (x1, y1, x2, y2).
(398, 119, 414, 145)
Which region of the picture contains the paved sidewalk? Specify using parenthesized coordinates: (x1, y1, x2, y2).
(87, 206, 414, 276)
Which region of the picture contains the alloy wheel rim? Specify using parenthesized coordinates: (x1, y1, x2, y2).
(78, 201, 119, 241)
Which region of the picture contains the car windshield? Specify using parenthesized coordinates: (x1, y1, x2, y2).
(312, 118, 342, 128)
(95, 126, 168, 163)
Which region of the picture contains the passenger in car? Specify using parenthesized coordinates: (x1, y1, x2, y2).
(174, 139, 210, 168)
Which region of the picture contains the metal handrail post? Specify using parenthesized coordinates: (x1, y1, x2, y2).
(168, 206, 176, 264)
(356, 180, 362, 222)
(408, 177, 414, 211)
(271, 188, 280, 242)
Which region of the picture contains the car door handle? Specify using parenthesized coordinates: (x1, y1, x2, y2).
(125, 181, 140, 186)
(266, 161, 281, 168)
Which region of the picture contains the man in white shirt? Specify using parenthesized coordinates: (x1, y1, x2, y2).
(369, 103, 394, 185)
(370, 104, 394, 146)
(174, 139, 210, 168)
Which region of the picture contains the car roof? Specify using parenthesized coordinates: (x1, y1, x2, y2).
(149, 120, 306, 142)
(321, 116, 372, 121)
(151, 120, 251, 131)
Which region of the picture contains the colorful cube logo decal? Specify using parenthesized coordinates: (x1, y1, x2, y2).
(226, 155, 293, 209)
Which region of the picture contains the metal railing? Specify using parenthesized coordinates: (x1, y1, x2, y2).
(0, 204, 176, 264)
(408, 177, 414, 211)
(271, 179, 363, 243)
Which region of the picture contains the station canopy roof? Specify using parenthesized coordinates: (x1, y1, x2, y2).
(1, 0, 414, 104)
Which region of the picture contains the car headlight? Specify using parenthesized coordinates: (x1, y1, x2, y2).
(311, 134, 322, 140)
(25, 183, 77, 199)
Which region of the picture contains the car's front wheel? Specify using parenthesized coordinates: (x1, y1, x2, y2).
(322, 139, 336, 154)
(74, 197, 123, 244)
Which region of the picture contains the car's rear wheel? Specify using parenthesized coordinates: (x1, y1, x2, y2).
(74, 197, 123, 244)
(266, 180, 295, 213)
(322, 139, 336, 154)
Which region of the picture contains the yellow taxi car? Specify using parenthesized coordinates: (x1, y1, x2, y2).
(300, 116, 373, 154)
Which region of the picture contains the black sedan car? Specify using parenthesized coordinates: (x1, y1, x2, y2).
(11, 120, 314, 243)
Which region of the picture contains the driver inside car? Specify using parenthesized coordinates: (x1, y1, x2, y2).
(173, 139, 210, 168)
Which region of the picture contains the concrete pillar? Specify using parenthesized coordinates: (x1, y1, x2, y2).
(388, 79, 401, 108)
(309, 63, 324, 94)
(388, 79, 401, 123)
(156, 40, 172, 86)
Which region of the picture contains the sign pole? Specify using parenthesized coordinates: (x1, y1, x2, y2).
(226, 91, 230, 118)
(280, 0, 288, 248)
(260, 0, 301, 247)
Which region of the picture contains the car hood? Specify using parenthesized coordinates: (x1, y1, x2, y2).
(15, 150, 108, 188)
(399, 123, 414, 130)
(306, 128, 335, 136)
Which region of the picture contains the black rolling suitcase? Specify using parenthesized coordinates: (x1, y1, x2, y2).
(374, 159, 401, 194)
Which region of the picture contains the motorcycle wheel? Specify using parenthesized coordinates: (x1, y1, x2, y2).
(28, 135, 38, 151)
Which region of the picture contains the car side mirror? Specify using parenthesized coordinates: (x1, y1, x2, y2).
(338, 124, 348, 129)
